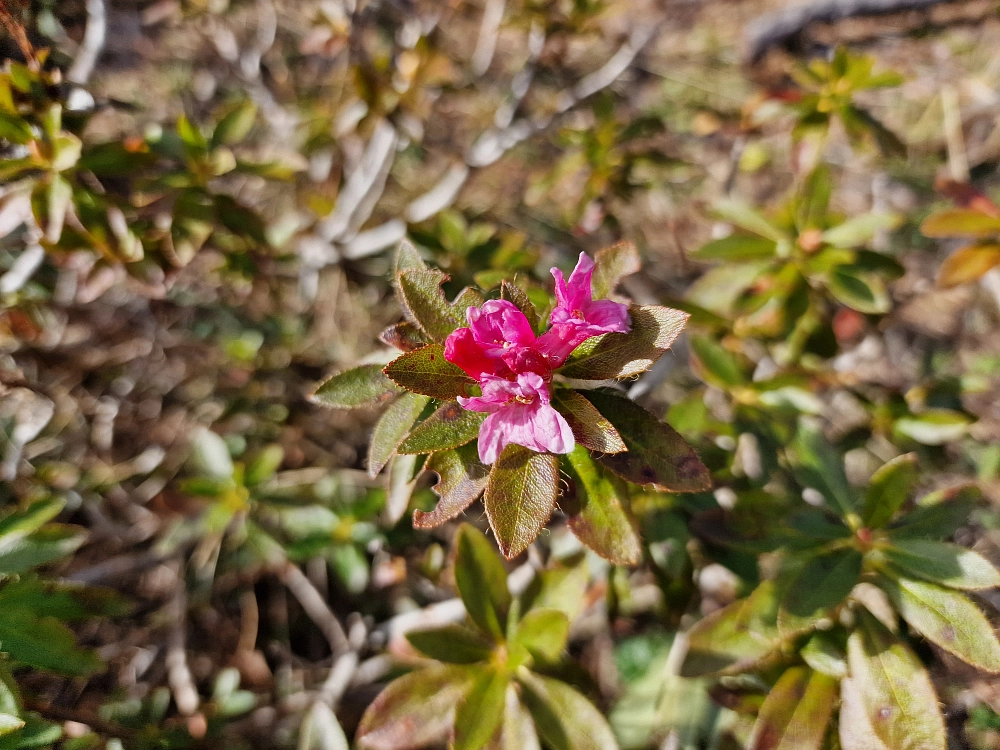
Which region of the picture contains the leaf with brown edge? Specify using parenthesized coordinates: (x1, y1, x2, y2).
(484, 446, 559, 559)
(413, 445, 489, 529)
(920, 208, 1000, 238)
(501, 281, 540, 331)
(558, 306, 688, 380)
(355, 664, 475, 750)
(583, 391, 711, 492)
(311, 365, 401, 409)
(368, 393, 430, 478)
(398, 401, 485, 454)
(591, 241, 641, 300)
(562, 446, 642, 565)
(397, 269, 467, 342)
(936, 244, 1000, 287)
(879, 576, 1000, 673)
(379, 322, 428, 352)
(747, 666, 837, 750)
(551, 389, 625, 454)
(846, 611, 946, 750)
(383, 345, 477, 400)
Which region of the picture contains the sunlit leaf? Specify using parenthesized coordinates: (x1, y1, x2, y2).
(413, 445, 489, 529)
(396, 269, 467, 342)
(484, 446, 560, 559)
(894, 409, 971, 446)
(454, 524, 512, 639)
(747, 666, 836, 750)
(312, 365, 402, 409)
(383, 345, 477, 400)
(591, 241, 641, 299)
(920, 208, 1000, 238)
(454, 667, 508, 750)
(563, 446, 642, 565)
(398, 401, 485, 454)
(551, 389, 625, 454)
(368, 393, 430, 477)
(936, 244, 1000, 287)
(880, 576, 1000, 672)
(863, 453, 917, 529)
(882, 539, 1000, 590)
(518, 671, 619, 750)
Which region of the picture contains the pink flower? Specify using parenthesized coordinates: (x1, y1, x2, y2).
(459, 373, 574, 464)
(446, 300, 553, 378)
(538, 252, 631, 362)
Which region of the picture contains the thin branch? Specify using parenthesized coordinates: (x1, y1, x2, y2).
(67, 0, 107, 85)
(278, 560, 351, 655)
(0, 0, 37, 69)
(166, 584, 200, 717)
(471, 0, 506, 77)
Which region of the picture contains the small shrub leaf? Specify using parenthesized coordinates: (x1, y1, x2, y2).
(312, 365, 401, 409)
(398, 401, 485, 454)
(413, 445, 489, 529)
(550, 389, 626, 454)
(367, 393, 430, 478)
(383, 345, 477, 400)
(484, 446, 560, 559)
(454, 524, 512, 639)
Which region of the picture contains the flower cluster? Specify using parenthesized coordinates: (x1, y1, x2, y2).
(444, 253, 631, 464)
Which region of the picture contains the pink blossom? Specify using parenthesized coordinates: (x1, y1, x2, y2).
(459, 373, 574, 464)
(539, 252, 631, 363)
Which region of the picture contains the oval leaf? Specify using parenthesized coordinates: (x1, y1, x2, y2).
(778, 549, 862, 635)
(518, 671, 619, 750)
(550, 389, 625, 454)
(558, 306, 689, 380)
(368, 393, 430, 477)
(454, 667, 508, 750)
(846, 613, 946, 750)
(484, 446, 560, 560)
(399, 401, 485, 455)
(383, 345, 477, 400)
(920, 208, 1000, 238)
(563, 445, 642, 565)
(584, 391, 711, 493)
(748, 667, 837, 750)
(406, 624, 494, 664)
(883, 539, 1000, 590)
(936, 244, 1000, 287)
(591, 241, 641, 299)
(312, 365, 401, 409)
(880, 576, 1000, 672)
(863, 453, 918, 529)
(397, 269, 467, 342)
(454, 524, 512, 639)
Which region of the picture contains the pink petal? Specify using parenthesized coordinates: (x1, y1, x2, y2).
(565, 252, 596, 305)
(582, 299, 631, 333)
(477, 411, 507, 464)
(474, 392, 574, 464)
(459, 374, 516, 413)
(534, 323, 593, 368)
(444, 327, 506, 380)
(468, 300, 536, 352)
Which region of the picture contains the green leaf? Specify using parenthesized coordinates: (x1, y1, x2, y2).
(551, 390, 625, 455)
(882, 539, 1000, 590)
(591, 241, 641, 299)
(368, 393, 430, 477)
(394, 237, 428, 274)
(863, 454, 918, 529)
(778, 549, 862, 635)
(894, 409, 971, 446)
(379, 322, 429, 352)
(453, 666, 508, 750)
(0, 611, 103, 675)
(880, 577, 1000, 672)
(688, 336, 748, 387)
(0, 714, 23, 738)
(936, 244, 1000, 287)
(518, 671, 619, 750)
(801, 632, 848, 678)
(712, 199, 787, 243)
(747, 667, 837, 750)
(413, 445, 489, 529)
(513, 609, 570, 664)
(501, 281, 540, 331)
(245, 444, 284, 487)
(484, 446, 560, 559)
(558, 306, 688, 380)
(0, 498, 65, 541)
(454, 524, 512, 639)
(383, 345, 477, 400)
(846, 613, 946, 750)
(177, 113, 207, 150)
(563, 446, 642, 565)
(827, 268, 889, 314)
(396, 269, 466, 342)
(584, 391, 711, 492)
(398, 401, 485, 454)
(838, 677, 889, 750)
(500, 685, 542, 750)
(887, 485, 979, 539)
(689, 235, 777, 262)
(789, 419, 856, 519)
(821, 213, 900, 248)
(355, 665, 475, 750)
(312, 365, 402, 409)
(920, 208, 1000, 238)
(681, 582, 781, 677)
(211, 100, 257, 147)
(0, 525, 86, 575)
(406, 624, 494, 664)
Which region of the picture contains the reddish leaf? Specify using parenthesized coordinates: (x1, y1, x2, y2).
(413, 445, 489, 529)
(383, 345, 476, 400)
(550, 389, 626, 454)
(484, 446, 560, 559)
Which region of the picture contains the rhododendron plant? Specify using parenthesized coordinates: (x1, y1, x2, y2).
(313, 240, 710, 559)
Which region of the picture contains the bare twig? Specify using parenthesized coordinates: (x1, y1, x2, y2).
(941, 85, 969, 183)
(471, 0, 506, 77)
(745, 0, 961, 62)
(0, 0, 37, 69)
(67, 0, 107, 85)
(166, 584, 200, 717)
(278, 560, 351, 655)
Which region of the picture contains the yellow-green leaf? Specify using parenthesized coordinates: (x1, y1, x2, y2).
(484, 446, 560, 559)
(936, 244, 1000, 287)
(383, 344, 476, 400)
(398, 401, 485, 454)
